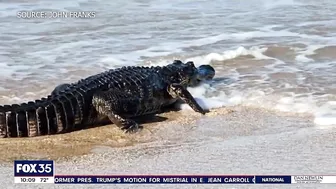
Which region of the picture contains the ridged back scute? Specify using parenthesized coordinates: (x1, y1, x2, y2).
(0, 105, 12, 137)
(48, 83, 89, 134)
(0, 82, 89, 137)
(0, 101, 41, 137)
(0, 105, 8, 137)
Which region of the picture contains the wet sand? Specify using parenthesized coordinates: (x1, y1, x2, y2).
(0, 106, 335, 189)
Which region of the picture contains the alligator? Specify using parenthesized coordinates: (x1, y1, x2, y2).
(0, 60, 215, 138)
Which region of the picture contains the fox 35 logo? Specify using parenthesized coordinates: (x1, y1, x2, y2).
(14, 160, 54, 177)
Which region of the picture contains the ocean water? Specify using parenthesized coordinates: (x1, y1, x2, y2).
(0, 0, 335, 126)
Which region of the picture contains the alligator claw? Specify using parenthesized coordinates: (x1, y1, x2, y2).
(121, 121, 143, 133)
(200, 109, 210, 115)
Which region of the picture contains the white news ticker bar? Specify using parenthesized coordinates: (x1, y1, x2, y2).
(291, 176, 336, 184)
(14, 177, 54, 184)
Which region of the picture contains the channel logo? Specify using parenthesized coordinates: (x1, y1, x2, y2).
(14, 160, 54, 177)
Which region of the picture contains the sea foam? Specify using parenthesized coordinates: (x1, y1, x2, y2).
(171, 46, 336, 126)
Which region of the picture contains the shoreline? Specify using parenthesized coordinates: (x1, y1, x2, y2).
(0, 106, 235, 163)
(0, 106, 330, 163)
(1, 106, 335, 188)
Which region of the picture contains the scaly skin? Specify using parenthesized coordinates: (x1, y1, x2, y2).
(0, 60, 215, 137)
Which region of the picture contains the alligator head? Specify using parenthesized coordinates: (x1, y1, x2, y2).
(166, 60, 215, 87)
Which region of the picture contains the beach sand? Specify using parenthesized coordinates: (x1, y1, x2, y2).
(0, 106, 335, 189)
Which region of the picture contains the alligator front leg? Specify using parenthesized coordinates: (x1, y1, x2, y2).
(92, 91, 142, 133)
(167, 83, 208, 114)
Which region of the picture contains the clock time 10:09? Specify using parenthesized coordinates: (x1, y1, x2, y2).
(20, 177, 36, 183)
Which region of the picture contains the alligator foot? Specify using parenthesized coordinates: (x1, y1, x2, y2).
(167, 83, 208, 114)
(106, 113, 142, 133)
(92, 91, 142, 133)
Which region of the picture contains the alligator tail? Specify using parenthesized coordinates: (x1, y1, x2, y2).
(0, 85, 88, 138)
(0, 67, 135, 138)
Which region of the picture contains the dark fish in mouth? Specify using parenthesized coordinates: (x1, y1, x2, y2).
(189, 64, 215, 86)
